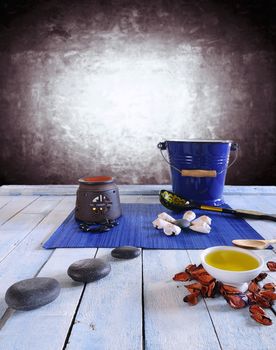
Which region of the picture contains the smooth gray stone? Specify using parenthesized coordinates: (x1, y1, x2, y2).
(174, 219, 191, 228)
(5, 277, 61, 311)
(111, 246, 141, 259)
(67, 258, 111, 283)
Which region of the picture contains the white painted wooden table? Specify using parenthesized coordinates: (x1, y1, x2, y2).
(0, 185, 276, 350)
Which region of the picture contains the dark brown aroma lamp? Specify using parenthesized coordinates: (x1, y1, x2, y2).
(75, 176, 122, 224)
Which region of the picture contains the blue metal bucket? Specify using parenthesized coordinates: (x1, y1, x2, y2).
(158, 140, 238, 206)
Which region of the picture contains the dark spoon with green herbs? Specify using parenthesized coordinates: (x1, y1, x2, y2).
(159, 190, 276, 222)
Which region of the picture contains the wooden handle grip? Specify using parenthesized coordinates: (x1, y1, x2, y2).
(181, 169, 217, 177)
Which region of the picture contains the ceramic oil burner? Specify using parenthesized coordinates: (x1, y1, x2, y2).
(75, 176, 121, 223)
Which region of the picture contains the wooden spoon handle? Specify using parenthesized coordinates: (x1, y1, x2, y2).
(266, 239, 276, 244)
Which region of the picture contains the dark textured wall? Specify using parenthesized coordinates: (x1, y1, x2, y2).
(0, 0, 275, 185)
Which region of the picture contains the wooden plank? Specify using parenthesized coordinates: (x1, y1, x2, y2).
(0, 185, 275, 196)
(8, 196, 75, 251)
(225, 194, 276, 241)
(120, 194, 160, 204)
(143, 250, 221, 350)
(0, 197, 75, 319)
(0, 196, 38, 225)
(188, 250, 276, 350)
(0, 196, 12, 209)
(0, 185, 80, 196)
(223, 186, 276, 195)
(0, 196, 64, 263)
(21, 196, 64, 215)
(224, 194, 276, 213)
(0, 214, 45, 263)
(0, 186, 275, 350)
(66, 248, 143, 350)
(0, 248, 52, 321)
(0, 248, 97, 350)
(0, 185, 171, 196)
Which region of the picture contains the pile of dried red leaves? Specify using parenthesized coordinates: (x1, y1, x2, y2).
(173, 261, 276, 326)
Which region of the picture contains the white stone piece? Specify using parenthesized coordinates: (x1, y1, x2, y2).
(152, 218, 168, 229)
(183, 211, 196, 222)
(192, 215, 212, 225)
(189, 222, 211, 234)
(163, 223, 181, 236)
(158, 212, 175, 223)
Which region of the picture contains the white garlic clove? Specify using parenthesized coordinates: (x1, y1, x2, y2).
(192, 215, 212, 225)
(152, 218, 168, 229)
(173, 225, 181, 235)
(158, 212, 176, 223)
(189, 222, 211, 234)
(183, 210, 196, 222)
(163, 223, 181, 236)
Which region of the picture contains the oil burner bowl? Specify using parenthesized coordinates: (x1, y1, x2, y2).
(200, 246, 264, 292)
(75, 176, 121, 224)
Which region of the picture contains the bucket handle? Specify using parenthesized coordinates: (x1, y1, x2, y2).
(157, 142, 239, 176)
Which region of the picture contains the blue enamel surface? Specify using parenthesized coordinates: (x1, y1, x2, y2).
(166, 140, 232, 205)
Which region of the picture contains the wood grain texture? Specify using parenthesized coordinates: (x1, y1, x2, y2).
(0, 197, 75, 319)
(0, 185, 275, 196)
(0, 186, 276, 350)
(66, 248, 143, 350)
(226, 195, 276, 241)
(0, 197, 65, 262)
(0, 196, 38, 225)
(181, 169, 217, 177)
(0, 196, 12, 209)
(0, 248, 97, 350)
(143, 250, 221, 350)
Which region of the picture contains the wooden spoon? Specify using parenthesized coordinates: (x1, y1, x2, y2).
(232, 239, 276, 249)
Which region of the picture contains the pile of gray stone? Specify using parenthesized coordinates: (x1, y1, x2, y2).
(5, 246, 140, 311)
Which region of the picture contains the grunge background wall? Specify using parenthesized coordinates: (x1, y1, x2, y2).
(0, 0, 275, 185)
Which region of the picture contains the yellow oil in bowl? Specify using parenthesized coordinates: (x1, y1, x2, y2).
(205, 250, 260, 271)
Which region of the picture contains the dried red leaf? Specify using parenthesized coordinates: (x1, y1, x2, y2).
(173, 271, 191, 282)
(220, 284, 242, 295)
(254, 273, 268, 282)
(185, 282, 202, 293)
(224, 294, 247, 309)
(250, 312, 272, 326)
(253, 293, 272, 308)
(200, 285, 209, 298)
(263, 283, 276, 291)
(249, 304, 265, 315)
(267, 261, 276, 272)
(190, 267, 208, 279)
(248, 281, 260, 293)
(191, 268, 207, 280)
(178, 262, 274, 325)
(206, 281, 217, 298)
(196, 273, 215, 285)
(259, 290, 276, 301)
(212, 281, 220, 297)
(219, 283, 225, 295)
(183, 292, 200, 305)
(185, 264, 197, 274)
(246, 292, 256, 305)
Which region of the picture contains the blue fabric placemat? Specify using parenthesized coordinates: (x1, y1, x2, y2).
(43, 203, 267, 249)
